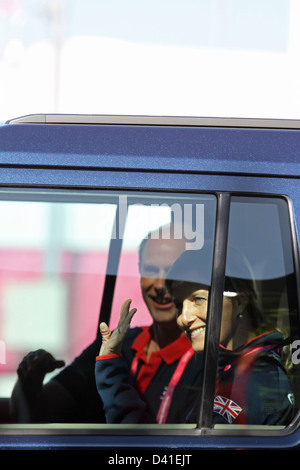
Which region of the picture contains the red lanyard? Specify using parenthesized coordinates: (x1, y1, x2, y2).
(157, 347, 194, 423)
(131, 346, 194, 424)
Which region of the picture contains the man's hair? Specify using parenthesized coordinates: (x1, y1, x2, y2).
(138, 223, 185, 273)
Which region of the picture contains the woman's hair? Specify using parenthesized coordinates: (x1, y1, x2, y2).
(165, 243, 268, 334)
(166, 243, 294, 371)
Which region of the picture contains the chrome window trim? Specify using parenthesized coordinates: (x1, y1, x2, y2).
(6, 113, 300, 130)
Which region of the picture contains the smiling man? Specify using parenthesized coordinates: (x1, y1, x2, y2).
(138, 234, 187, 353)
(95, 225, 207, 424)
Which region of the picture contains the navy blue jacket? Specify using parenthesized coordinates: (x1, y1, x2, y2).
(95, 326, 203, 424)
(95, 330, 295, 425)
(55, 326, 202, 423)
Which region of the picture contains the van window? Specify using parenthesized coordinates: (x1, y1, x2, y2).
(213, 196, 299, 427)
(1, 189, 217, 426)
(1, 191, 298, 431)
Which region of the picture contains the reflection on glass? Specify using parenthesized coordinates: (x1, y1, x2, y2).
(215, 197, 298, 426)
(0, 200, 116, 399)
(2, 191, 217, 427)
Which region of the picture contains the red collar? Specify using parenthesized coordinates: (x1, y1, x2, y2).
(131, 326, 192, 364)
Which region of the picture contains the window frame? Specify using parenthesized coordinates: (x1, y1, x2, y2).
(198, 192, 300, 437)
(0, 187, 299, 440)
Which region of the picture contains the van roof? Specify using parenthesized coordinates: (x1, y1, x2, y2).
(6, 113, 300, 129)
(1, 114, 300, 178)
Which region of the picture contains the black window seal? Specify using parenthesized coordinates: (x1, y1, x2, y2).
(98, 203, 127, 328)
(197, 192, 231, 429)
(287, 196, 300, 322)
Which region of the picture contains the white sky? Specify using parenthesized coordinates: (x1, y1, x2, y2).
(0, 0, 300, 121)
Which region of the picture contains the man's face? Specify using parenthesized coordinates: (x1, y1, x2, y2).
(140, 237, 185, 323)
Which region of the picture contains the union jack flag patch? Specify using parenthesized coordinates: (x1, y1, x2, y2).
(213, 395, 242, 423)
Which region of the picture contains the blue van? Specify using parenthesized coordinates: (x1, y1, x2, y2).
(0, 114, 299, 452)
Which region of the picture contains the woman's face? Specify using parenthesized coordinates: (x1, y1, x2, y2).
(176, 286, 243, 352)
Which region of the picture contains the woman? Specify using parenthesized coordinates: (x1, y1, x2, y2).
(96, 246, 295, 425)
(165, 246, 294, 425)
